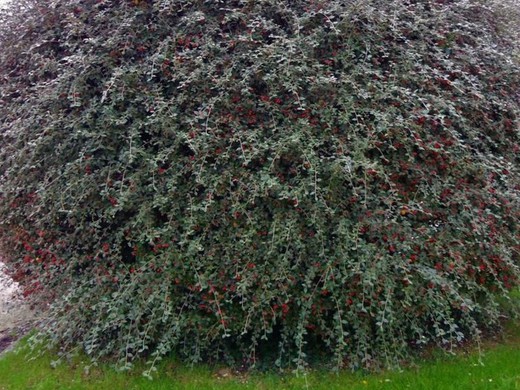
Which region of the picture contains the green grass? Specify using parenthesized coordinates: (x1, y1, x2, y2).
(1, 320, 519, 390)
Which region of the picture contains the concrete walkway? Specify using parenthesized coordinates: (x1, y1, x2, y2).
(0, 261, 36, 354)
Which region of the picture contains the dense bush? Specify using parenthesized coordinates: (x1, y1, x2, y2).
(0, 0, 519, 372)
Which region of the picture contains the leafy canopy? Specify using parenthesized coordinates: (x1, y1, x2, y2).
(0, 0, 519, 372)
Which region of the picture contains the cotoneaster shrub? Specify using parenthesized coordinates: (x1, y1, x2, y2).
(0, 0, 519, 372)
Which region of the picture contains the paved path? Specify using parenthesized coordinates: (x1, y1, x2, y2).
(0, 261, 36, 354)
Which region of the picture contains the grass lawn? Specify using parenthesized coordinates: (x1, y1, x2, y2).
(0, 319, 519, 390)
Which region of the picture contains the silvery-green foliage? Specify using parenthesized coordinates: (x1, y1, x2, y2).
(0, 0, 519, 371)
